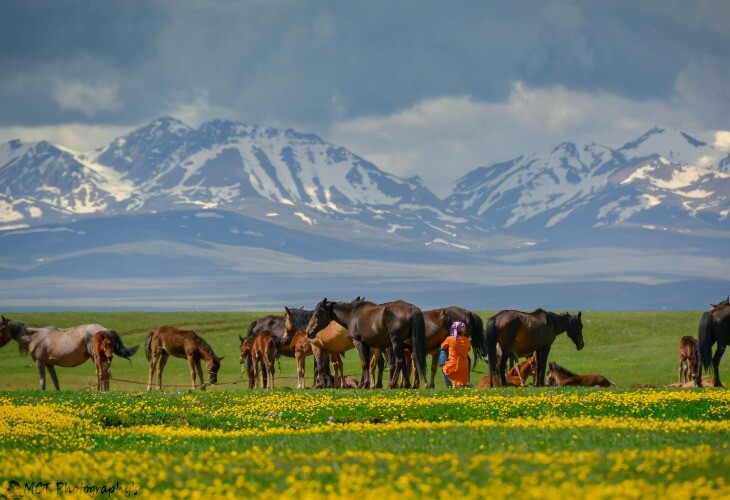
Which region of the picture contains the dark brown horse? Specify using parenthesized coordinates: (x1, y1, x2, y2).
(678, 335, 698, 383)
(696, 298, 730, 387)
(546, 361, 615, 387)
(145, 326, 224, 390)
(486, 309, 584, 387)
(306, 298, 427, 389)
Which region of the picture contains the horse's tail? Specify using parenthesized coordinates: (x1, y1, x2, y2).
(468, 312, 486, 369)
(113, 332, 139, 360)
(486, 317, 499, 381)
(411, 307, 428, 383)
(697, 311, 715, 374)
(144, 331, 153, 362)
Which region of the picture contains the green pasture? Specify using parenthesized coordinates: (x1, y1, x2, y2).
(0, 310, 718, 390)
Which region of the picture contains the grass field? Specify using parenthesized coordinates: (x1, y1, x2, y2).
(0, 311, 728, 497)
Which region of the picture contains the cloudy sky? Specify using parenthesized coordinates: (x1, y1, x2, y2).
(1, 1, 729, 194)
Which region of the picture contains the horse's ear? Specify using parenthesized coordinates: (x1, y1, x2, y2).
(218, 356, 225, 361)
(578, 311, 582, 319)
(285, 306, 291, 314)
(239, 335, 244, 343)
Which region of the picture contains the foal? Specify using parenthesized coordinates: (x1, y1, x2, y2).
(93, 330, 117, 391)
(546, 361, 615, 387)
(239, 331, 276, 389)
(678, 336, 698, 383)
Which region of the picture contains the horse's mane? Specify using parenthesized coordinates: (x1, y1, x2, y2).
(288, 307, 314, 331)
(9, 321, 30, 355)
(195, 334, 217, 359)
(550, 362, 577, 377)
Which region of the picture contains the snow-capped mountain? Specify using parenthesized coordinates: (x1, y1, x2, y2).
(0, 118, 466, 242)
(447, 127, 730, 232)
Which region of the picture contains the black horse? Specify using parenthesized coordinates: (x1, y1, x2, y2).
(696, 297, 730, 387)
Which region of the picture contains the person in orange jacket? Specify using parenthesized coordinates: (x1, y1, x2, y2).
(440, 321, 472, 387)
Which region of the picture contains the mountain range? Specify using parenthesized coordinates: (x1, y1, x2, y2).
(1, 119, 728, 310)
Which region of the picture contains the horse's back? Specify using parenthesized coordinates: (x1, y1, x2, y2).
(31, 324, 104, 367)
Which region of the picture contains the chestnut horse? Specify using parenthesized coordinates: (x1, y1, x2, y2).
(0, 316, 138, 390)
(486, 309, 584, 387)
(678, 336, 698, 383)
(546, 361, 615, 387)
(306, 298, 427, 389)
(479, 355, 537, 388)
(145, 326, 224, 391)
(696, 298, 730, 387)
(93, 330, 117, 391)
(239, 331, 276, 389)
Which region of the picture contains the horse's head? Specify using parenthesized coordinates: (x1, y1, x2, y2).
(98, 330, 117, 359)
(0, 316, 12, 348)
(239, 335, 253, 364)
(567, 311, 584, 350)
(283, 306, 300, 344)
(206, 355, 224, 385)
(306, 298, 332, 338)
(711, 295, 730, 310)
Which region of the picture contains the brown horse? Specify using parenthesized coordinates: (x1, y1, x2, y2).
(93, 330, 117, 391)
(145, 326, 224, 391)
(479, 355, 537, 388)
(486, 309, 584, 387)
(696, 298, 730, 387)
(306, 298, 427, 389)
(413, 306, 486, 388)
(288, 331, 314, 389)
(546, 361, 615, 387)
(678, 335, 699, 383)
(0, 316, 137, 390)
(239, 331, 276, 389)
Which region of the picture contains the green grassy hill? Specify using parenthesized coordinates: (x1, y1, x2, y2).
(0, 310, 722, 390)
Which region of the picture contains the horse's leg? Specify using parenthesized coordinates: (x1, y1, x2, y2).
(353, 340, 369, 388)
(428, 352, 438, 389)
(389, 338, 407, 389)
(368, 348, 379, 390)
(498, 352, 510, 387)
(96, 360, 103, 391)
(535, 345, 552, 387)
(269, 352, 275, 389)
(296, 351, 305, 389)
(147, 350, 160, 391)
(36, 360, 47, 390)
(195, 359, 206, 390)
(331, 353, 344, 388)
(711, 344, 725, 387)
(409, 351, 418, 389)
(47, 365, 60, 391)
(157, 352, 169, 390)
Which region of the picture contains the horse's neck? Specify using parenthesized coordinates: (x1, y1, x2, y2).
(519, 361, 533, 378)
(195, 341, 215, 361)
(548, 313, 570, 334)
(331, 302, 355, 328)
(11, 323, 34, 348)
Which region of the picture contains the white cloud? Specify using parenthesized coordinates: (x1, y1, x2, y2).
(51, 80, 122, 117)
(329, 81, 712, 196)
(0, 123, 136, 152)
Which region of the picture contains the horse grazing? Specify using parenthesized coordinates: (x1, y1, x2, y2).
(546, 361, 615, 387)
(696, 298, 730, 387)
(678, 336, 699, 383)
(93, 330, 117, 391)
(0, 316, 138, 390)
(306, 298, 427, 389)
(239, 331, 276, 389)
(414, 306, 486, 389)
(486, 309, 584, 387)
(145, 326, 224, 391)
(479, 355, 537, 388)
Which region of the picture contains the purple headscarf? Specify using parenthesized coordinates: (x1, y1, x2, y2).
(450, 321, 466, 338)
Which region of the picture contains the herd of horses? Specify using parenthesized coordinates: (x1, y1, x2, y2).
(0, 294, 728, 391)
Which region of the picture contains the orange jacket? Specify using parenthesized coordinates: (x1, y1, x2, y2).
(440, 335, 471, 386)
